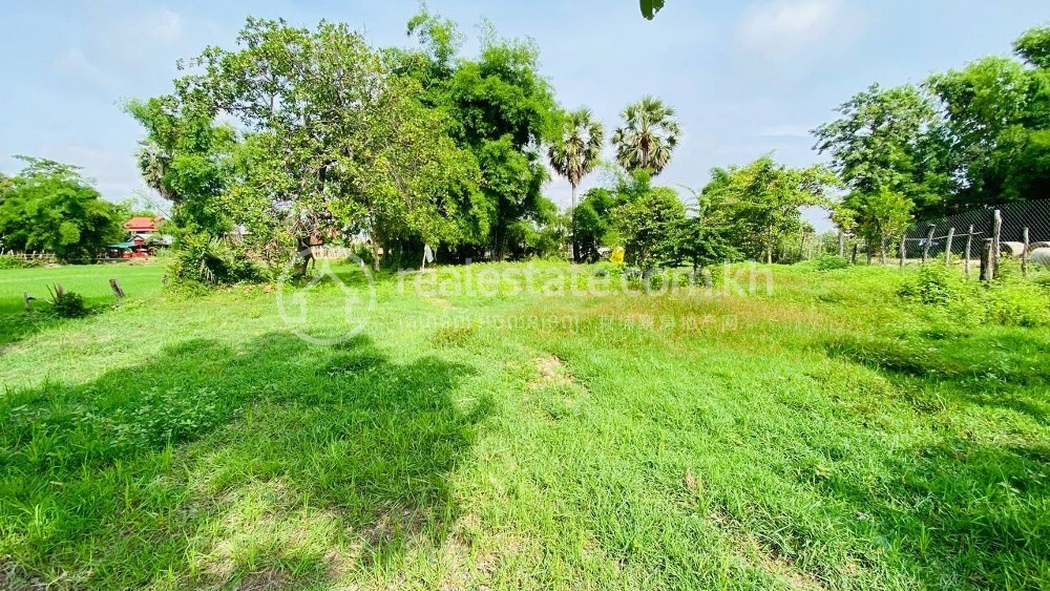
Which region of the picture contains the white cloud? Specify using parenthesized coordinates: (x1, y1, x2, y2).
(737, 0, 859, 61)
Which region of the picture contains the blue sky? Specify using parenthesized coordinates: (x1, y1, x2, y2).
(1, 0, 1048, 228)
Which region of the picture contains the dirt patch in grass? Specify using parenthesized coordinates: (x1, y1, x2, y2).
(533, 355, 576, 388)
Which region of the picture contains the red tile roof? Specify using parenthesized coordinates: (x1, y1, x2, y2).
(125, 216, 162, 232)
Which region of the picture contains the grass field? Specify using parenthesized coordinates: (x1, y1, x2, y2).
(1, 261, 1048, 589)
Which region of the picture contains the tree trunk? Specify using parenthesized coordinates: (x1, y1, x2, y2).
(370, 239, 381, 273)
(880, 235, 888, 266)
(570, 183, 579, 264)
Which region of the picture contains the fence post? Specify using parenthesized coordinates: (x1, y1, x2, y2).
(964, 225, 974, 278)
(109, 279, 125, 299)
(944, 227, 955, 267)
(922, 224, 936, 263)
(899, 234, 907, 268)
(980, 239, 994, 282)
(992, 209, 1002, 279)
(1022, 227, 1030, 277)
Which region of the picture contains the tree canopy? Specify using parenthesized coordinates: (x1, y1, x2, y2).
(0, 157, 125, 262)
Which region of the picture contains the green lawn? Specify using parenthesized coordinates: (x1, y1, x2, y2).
(0, 262, 1047, 589)
(0, 262, 166, 345)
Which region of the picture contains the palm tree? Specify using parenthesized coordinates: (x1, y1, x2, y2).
(611, 96, 680, 176)
(137, 145, 177, 202)
(548, 108, 604, 263)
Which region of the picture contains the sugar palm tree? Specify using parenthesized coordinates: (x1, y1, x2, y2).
(548, 108, 604, 263)
(137, 145, 177, 202)
(612, 96, 680, 176)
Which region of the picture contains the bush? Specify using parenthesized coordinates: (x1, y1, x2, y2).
(813, 255, 850, 271)
(167, 235, 266, 289)
(898, 264, 1050, 327)
(50, 290, 89, 318)
(0, 254, 40, 269)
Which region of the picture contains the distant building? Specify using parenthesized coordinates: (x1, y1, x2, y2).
(125, 216, 163, 239)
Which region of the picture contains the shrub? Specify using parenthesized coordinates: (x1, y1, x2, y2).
(813, 255, 850, 271)
(49, 289, 89, 318)
(898, 264, 1050, 328)
(167, 235, 266, 289)
(0, 254, 41, 269)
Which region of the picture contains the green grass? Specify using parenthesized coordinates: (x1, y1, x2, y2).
(1, 261, 1048, 589)
(0, 262, 166, 345)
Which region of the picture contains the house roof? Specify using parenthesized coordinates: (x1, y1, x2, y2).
(125, 216, 162, 231)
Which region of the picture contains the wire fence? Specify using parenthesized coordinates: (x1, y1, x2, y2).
(902, 199, 1050, 262)
(894, 200, 1050, 277)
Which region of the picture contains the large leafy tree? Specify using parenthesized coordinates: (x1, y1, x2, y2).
(812, 83, 952, 219)
(928, 46, 1050, 209)
(126, 95, 236, 238)
(703, 156, 837, 264)
(0, 157, 125, 262)
(612, 187, 685, 267)
(549, 108, 604, 262)
(612, 96, 681, 176)
(397, 13, 560, 261)
(136, 18, 485, 271)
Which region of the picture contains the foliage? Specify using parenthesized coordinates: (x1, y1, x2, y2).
(927, 52, 1050, 209)
(0, 157, 125, 263)
(640, 0, 666, 20)
(612, 96, 680, 175)
(125, 97, 236, 238)
(0, 255, 38, 269)
(612, 187, 685, 267)
(167, 235, 265, 288)
(812, 254, 851, 271)
(815, 25, 1050, 221)
(702, 156, 838, 263)
(573, 187, 620, 263)
(47, 288, 89, 319)
(898, 264, 1050, 327)
(549, 108, 604, 262)
(813, 83, 952, 219)
(397, 13, 561, 261)
(843, 186, 914, 264)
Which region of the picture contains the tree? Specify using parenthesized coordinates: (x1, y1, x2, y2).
(703, 157, 837, 264)
(574, 187, 619, 263)
(1015, 25, 1050, 69)
(0, 157, 125, 262)
(663, 189, 736, 274)
(548, 108, 604, 263)
(843, 187, 913, 265)
(139, 17, 486, 272)
(928, 48, 1050, 208)
(396, 12, 560, 261)
(612, 96, 680, 176)
(612, 187, 685, 268)
(813, 83, 951, 219)
(126, 95, 237, 238)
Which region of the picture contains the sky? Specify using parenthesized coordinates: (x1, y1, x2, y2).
(1, 0, 1048, 230)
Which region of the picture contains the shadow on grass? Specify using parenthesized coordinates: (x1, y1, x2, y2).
(0, 332, 490, 589)
(806, 437, 1050, 589)
(824, 333, 1050, 424)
